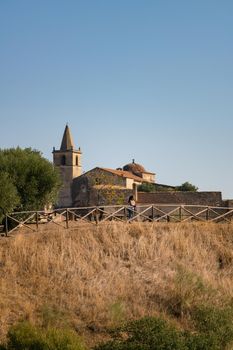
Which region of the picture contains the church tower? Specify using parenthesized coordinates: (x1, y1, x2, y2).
(53, 125, 82, 207)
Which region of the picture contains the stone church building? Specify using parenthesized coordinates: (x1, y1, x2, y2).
(53, 125, 156, 207)
(53, 125, 229, 208)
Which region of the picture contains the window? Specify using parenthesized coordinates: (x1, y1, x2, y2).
(61, 155, 66, 165)
(76, 156, 79, 166)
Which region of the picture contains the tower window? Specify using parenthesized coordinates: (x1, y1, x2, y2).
(61, 155, 66, 165)
(76, 156, 79, 166)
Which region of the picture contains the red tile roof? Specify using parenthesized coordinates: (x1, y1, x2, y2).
(100, 168, 143, 182)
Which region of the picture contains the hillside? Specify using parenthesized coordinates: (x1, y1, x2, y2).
(0, 222, 233, 348)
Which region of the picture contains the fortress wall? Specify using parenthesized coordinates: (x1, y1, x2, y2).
(222, 200, 233, 208)
(138, 191, 223, 206)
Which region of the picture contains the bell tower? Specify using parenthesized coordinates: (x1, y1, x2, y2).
(53, 124, 82, 207)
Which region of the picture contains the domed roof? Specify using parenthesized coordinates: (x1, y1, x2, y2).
(123, 160, 146, 177)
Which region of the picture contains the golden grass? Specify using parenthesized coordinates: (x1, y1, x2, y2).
(0, 222, 233, 345)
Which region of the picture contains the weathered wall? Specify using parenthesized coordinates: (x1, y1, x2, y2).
(72, 175, 90, 207)
(138, 191, 223, 206)
(53, 149, 82, 208)
(222, 200, 233, 208)
(89, 188, 133, 206)
(72, 168, 132, 207)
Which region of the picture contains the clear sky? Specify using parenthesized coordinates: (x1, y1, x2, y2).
(0, 0, 233, 199)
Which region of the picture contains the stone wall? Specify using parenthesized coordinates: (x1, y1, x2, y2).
(137, 191, 223, 206)
(222, 199, 233, 208)
(72, 168, 132, 207)
(89, 188, 133, 206)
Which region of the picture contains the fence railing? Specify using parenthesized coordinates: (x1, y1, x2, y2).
(1, 204, 233, 236)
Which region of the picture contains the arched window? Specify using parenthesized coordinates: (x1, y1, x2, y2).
(76, 156, 79, 166)
(61, 155, 66, 165)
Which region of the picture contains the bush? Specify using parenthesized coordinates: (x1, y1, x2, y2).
(191, 305, 233, 349)
(95, 307, 233, 350)
(176, 182, 198, 192)
(184, 332, 219, 350)
(138, 183, 155, 192)
(95, 317, 187, 350)
(44, 328, 86, 350)
(6, 322, 46, 350)
(1, 321, 86, 350)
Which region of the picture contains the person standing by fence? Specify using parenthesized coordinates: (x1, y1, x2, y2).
(128, 195, 136, 220)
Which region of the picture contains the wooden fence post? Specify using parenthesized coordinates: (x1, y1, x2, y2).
(151, 206, 154, 221)
(5, 215, 8, 237)
(66, 209, 69, 229)
(206, 207, 209, 221)
(36, 211, 39, 231)
(95, 207, 98, 225)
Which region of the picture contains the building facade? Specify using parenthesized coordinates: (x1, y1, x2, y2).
(53, 126, 228, 208)
(53, 125, 82, 207)
(53, 125, 155, 207)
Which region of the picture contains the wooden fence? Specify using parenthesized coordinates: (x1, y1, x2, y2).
(1, 204, 233, 236)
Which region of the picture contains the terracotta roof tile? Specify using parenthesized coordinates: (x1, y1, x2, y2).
(100, 168, 143, 182)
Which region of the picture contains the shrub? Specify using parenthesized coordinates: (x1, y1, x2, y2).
(191, 305, 233, 349)
(176, 182, 198, 192)
(44, 328, 86, 350)
(137, 183, 155, 192)
(95, 308, 233, 350)
(6, 322, 46, 350)
(95, 316, 187, 350)
(1, 321, 86, 350)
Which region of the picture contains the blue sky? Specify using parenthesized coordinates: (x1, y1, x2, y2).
(0, 0, 233, 199)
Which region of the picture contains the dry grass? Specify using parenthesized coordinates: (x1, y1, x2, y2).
(0, 222, 233, 345)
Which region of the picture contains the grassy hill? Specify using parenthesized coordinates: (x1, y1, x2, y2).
(0, 222, 233, 348)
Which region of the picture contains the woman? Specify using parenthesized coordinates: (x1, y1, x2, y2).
(128, 195, 136, 219)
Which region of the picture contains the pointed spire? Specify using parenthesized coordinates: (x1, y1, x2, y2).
(60, 124, 75, 151)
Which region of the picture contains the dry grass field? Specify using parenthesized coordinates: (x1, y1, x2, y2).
(0, 222, 233, 347)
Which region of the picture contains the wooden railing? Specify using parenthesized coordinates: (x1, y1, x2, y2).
(2, 204, 233, 236)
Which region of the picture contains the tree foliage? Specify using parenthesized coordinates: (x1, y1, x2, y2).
(176, 182, 198, 192)
(137, 183, 155, 192)
(138, 183, 176, 192)
(0, 148, 61, 215)
(0, 172, 20, 218)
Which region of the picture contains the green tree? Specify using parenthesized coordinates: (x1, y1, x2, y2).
(0, 172, 20, 221)
(176, 182, 198, 192)
(0, 147, 61, 213)
(138, 183, 155, 192)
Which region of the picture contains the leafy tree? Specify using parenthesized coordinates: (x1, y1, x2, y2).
(0, 171, 20, 221)
(176, 182, 198, 192)
(0, 147, 61, 214)
(137, 183, 155, 192)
